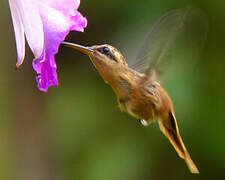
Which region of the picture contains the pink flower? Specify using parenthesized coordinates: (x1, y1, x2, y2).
(8, 0, 87, 92)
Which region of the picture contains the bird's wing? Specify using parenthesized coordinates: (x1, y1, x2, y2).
(129, 7, 208, 82)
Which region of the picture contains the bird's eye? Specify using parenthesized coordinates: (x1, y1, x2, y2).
(97, 46, 117, 62)
(102, 47, 110, 54)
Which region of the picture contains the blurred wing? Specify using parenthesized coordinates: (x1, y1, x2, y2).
(130, 7, 208, 80)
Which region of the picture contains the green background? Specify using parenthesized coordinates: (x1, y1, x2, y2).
(0, 0, 224, 179)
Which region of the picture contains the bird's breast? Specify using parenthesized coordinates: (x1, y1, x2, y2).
(117, 86, 157, 121)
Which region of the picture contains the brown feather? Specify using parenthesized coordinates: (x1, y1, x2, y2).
(158, 112, 199, 174)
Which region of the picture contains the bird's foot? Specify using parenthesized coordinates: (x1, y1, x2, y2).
(139, 119, 150, 126)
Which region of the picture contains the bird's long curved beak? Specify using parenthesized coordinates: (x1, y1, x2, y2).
(62, 42, 93, 55)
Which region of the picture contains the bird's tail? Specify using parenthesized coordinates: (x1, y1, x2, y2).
(158, 111, 199, 174)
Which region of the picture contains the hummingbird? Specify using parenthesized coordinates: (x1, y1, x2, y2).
(63, 8, 207, 174)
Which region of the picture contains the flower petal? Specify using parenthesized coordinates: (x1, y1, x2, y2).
(38, 0, 80, 15)
(33, 55, 58, 92)
(70, 11, 88, 32)
(15, 0, 44, 58)
(32, 2, 87, 92)
(8, 0, 25, 66)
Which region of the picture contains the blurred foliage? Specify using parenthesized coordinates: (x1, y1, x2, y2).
(0, 0, 225, 179)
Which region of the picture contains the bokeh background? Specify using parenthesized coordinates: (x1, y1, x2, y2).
(0, 0, 225, 179)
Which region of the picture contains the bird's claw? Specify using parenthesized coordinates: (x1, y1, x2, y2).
(139, 119, 150, 126)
